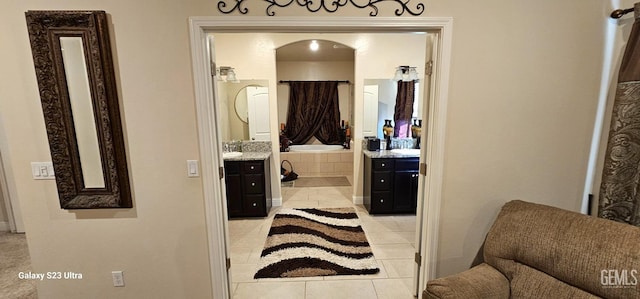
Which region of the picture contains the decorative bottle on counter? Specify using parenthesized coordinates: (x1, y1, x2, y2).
(414, 119, 422, 149)
(411, 119, 418, 138)
(383, 119, 393, 150)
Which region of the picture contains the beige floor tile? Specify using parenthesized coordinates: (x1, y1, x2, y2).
(230, 246, 253, 263)
(306, 280, 378, 299)
(282, 200, 320, 208)
(372, 278, 415, 299)
(247, 248, 264, 264)
(371, 243, 415, 259)
(380, 259, 415, 278)
(231, 263, 259, 283)
(361, 220, 402, 233)
(395, 231, 416, 243)
(231, 283, 238, 296)
(317, 199, 354, 208)
(233, 281, 306, 299)
(231, 232, 269, 248)
(367, 231, 414, 245)
(309, 192, 347, 201)
(394, 220, 417, 232)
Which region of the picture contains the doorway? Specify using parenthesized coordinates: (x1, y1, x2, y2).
(189, 17, 453, 298)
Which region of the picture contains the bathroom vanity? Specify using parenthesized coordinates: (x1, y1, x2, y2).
(223, 153, 272, 218)
(363, 150, 420, 214)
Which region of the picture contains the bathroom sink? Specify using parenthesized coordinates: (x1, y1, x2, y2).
(223, 152, 243, 158)
(390, 149, 420, 156)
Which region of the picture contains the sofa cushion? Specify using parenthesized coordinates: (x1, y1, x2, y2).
(484, 200, 640, 299)
(425, 263, 510, 299)
(510, 261, 599, 298)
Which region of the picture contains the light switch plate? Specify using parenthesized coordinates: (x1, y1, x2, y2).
(187, 160, 199, 177)
(31, 162, 55, 180)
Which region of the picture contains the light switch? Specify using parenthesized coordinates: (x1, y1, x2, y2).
(31, 162, 55, 180)
(187, 160, 199, 177)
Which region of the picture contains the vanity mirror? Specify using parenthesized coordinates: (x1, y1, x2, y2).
(218, 80, 270, 141)
(25, 10, 131, 209)
(363, 79, 421, 139)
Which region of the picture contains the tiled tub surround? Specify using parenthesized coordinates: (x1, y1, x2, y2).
(280, 149, 354, 177)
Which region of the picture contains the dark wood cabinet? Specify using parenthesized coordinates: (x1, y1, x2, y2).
(224, 159, 272, 218)
(364, 156, 419, 214)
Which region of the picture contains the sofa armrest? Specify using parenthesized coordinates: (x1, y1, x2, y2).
(424, 263, 510, 299)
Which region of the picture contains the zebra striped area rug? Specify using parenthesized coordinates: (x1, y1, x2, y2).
(254, 207, 380, 278)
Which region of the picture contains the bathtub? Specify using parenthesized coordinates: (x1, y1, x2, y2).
(288, 144, 344, 152)
(281, 144, 353, 177)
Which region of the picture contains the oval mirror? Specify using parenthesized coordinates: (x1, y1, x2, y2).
(234, 86, 250, 123)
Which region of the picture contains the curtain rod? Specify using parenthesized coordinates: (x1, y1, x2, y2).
(611, 7, 635, 19)
(279, 80, 350, 84)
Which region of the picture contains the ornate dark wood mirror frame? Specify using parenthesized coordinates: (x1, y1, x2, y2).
(25, 10, 131, 209)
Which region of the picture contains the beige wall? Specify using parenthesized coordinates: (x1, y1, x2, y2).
(0, 1, 214, 298)
(427, 1, 606, 276)
(0, 0, 614, 297)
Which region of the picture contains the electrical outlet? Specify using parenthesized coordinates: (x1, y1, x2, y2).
(111, 271, 124, 287)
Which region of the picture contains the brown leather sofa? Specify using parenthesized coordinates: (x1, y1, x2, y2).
(425, 200, 640, 299)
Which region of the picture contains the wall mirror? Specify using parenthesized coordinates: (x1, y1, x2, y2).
(363, 79, 421, 139)
(25, 10, 131, 209)
(218, 80, 270, 141)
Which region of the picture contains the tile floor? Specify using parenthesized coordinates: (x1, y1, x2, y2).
(228, 178, 417, 299)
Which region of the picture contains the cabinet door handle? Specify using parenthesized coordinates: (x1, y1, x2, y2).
(250, 166, 255, 170)
(381, 163, 385, 167)
(380, 199, 384, 203)
(380, 179, 385, 183)
(251, 182, 256, 186)
(252, 203, 257, 207)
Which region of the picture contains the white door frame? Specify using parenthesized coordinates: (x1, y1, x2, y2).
(0, 149, 18, 232)
(188, 16, 453, 298)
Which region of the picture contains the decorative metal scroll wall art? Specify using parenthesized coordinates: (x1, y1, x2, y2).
(218, 0, 425, 16)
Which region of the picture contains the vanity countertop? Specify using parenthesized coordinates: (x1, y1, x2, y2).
(363, 149, 420, 159)
(223, 152, 271, 161)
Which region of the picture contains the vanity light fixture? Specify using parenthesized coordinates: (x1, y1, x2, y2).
(309, 40, 319, 51)
(217, 66, 240, 83)
(393, 65, 419, 82)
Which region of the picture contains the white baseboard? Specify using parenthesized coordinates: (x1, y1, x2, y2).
(0, 221, 9, 232)
(353, 195, 363, 205)
(272, 197, 283, 207)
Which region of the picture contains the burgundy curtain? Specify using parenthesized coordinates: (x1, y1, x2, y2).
(393, 80, 416, 137)
(599, 4, 640, 226)
(284, 81, 342, 144)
